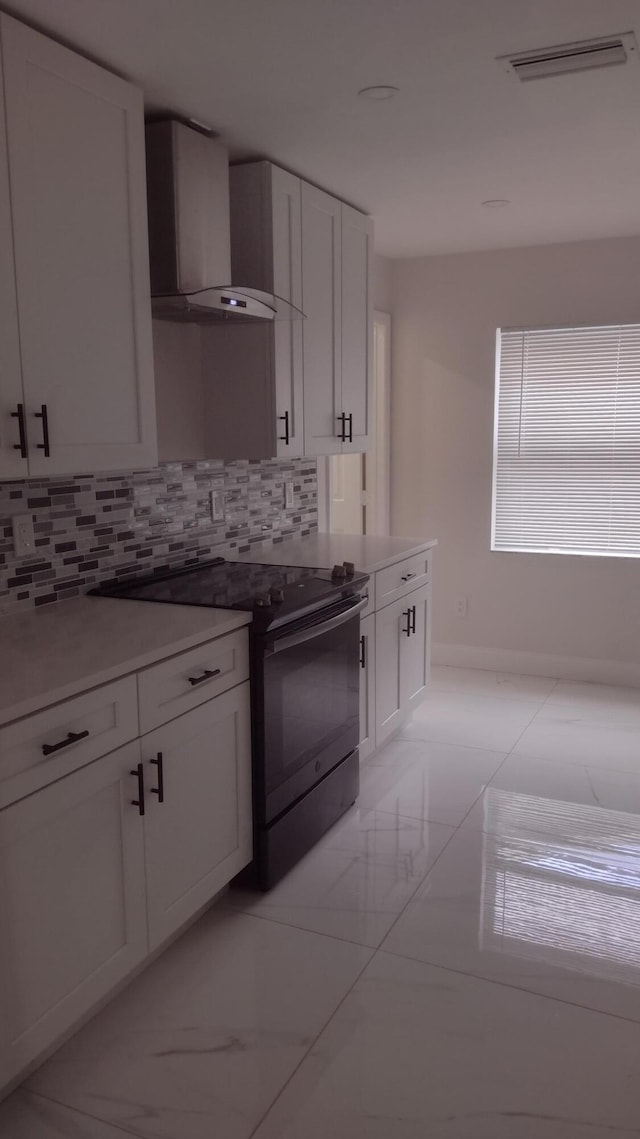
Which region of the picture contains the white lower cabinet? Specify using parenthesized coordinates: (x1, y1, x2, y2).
(141, 683, 252, 951)
(374, 583, 431, 749)
(0, 634, 253, 1094)
(358, 614, 376, 761)
(0, 740, 147, 1086)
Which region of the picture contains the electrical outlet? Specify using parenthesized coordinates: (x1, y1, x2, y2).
(284, 481, 295, 509)
(12, 513, 35, 558)
(454, 596, 468, 618)
(210, 491, 225, 522)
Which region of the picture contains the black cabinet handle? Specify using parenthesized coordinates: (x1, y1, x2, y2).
(187, 667, 221, 686)
(131, 762, 145, 816)
(35, 404, 50, 457)
(411, 605, 417, 635)
(278, 410, 290, 445)
(347, 413, 353, 443)
(359, 634, 366, 669)
(337, 412, 347, 442)
(42, 729, 89, 757)
(150, 751, 164, 803)
(11, 403, 28, 458)
(401, 572, 417, 582)
(402, 609, 412, 637)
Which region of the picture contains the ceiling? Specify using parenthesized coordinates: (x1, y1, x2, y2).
(5, 0, 640, 257)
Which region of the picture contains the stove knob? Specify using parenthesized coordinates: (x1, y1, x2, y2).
(269, 586, 285, 603)
(253, 592, 272, 608)
(331, 563, 346, 579)
(343, 561, 355, 577)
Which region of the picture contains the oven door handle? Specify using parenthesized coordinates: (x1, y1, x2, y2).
(264, 596, 368, 654)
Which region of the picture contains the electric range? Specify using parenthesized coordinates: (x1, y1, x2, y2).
(91, 556, 369, 888)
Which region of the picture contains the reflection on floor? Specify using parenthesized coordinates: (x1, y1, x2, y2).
(3, 665, 640, 1138)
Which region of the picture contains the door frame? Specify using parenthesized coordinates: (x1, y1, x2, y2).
(317, 309, 390, 533)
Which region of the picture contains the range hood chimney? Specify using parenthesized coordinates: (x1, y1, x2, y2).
(145, 120, 303, 322)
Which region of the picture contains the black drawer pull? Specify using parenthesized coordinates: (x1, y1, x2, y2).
(278, 410, 290, 445)
(402, 609, 412, 637)
(187, 667, 221, 686)
(401, 572, 417, 582)
(42, 729, 89, 757)
(150, 751, 164, 803)
(347, 412, 353, 443)
(359, 634, 366, 669)
(410, 604, 417, 635)
(35, 404, 51, 457)
(337, 412, 347, 442)
(131, 762, 145, 816)
(11, 403, 27, 458)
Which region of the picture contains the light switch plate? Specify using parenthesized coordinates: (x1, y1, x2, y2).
(12, 513, 35, 558)
(284, 481, 295, 509)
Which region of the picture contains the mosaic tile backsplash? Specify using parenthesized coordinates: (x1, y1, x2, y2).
(0, 458, 318, 615)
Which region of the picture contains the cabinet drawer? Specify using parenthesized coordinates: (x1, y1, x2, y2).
(0, 677, 139, 808)
(138, 629, 249, 733)
(375, 549, 432, 609)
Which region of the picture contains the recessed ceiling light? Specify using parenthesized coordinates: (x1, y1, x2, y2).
(358, 85, 399, 100)
(481, 199, 510, 208)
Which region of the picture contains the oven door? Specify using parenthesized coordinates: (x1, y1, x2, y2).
(256, 594, 366, 824)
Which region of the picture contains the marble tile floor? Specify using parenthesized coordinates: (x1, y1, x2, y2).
(3, 666, 640, 1138)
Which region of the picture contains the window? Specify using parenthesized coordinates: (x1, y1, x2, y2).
(492, 323, 640, 557)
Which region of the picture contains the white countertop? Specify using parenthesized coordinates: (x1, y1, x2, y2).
(235, 532, 436, 575)
(0, 597, 251, 727)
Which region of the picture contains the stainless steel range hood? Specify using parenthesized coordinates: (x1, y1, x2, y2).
(145, 120, 303, 323)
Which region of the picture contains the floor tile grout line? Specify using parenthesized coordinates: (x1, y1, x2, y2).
(246, 949, 375, 1139)
(379, 945, 640, 1029)
(22, 1088, 147, 1139)
(220, 901, 382, 952)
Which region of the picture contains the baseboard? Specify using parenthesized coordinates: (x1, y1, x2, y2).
(432, 642, 640, 689)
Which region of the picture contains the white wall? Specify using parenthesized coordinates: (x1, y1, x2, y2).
(374, 254, 392, 312)
(391, 236, 640, 684)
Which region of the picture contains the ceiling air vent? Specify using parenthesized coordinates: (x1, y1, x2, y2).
(499, 32, 638, 82)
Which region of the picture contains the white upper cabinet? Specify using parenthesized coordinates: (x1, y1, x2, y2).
(0, 57, 25, 481)
(301, 183, 342, 455)
(0, 15, 156, 476)
(201, 162, 304, 460)
(340, 204, 373, 454)
(301, 185, 373, 456)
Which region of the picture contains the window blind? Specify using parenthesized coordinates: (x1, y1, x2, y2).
(492, 323, 640, 557)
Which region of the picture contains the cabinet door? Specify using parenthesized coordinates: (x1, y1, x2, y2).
(301, 182, 342, 455)
(341, 204, 373, 454)
(271, 166, 304, 457)
(375, 595, 408, 746)
(0, 15, 156, 476)
(0, 49, 26, 481)
(0, 741, 147, 1087)
(141, 683, 252, 951)
(401, 584, 431, 715)
(359, 614, 376, 761)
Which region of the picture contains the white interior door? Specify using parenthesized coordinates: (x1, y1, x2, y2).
(1, 15, 156, 475)
(330, 453, 364, 533)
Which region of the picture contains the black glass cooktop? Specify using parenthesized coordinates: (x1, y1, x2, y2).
(91, 558, 368, 632)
